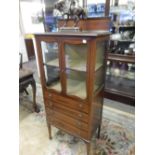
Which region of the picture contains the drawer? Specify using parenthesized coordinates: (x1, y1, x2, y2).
(47, 116, 88, 140)
(44, 92, 89, 113)
(46, 107, 88, 132)
(44, 99, 89, 123)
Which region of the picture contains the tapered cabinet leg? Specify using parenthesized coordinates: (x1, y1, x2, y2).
(86, 142, 91, 155)
(47, 124, 52, 139)
(97, 124, 101, 139)
(31, 78, 40, 113)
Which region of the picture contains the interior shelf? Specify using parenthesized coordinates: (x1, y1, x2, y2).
(46, 58, 59, 67)
(67, 60, 103, 71)
(113, 25, 135, 28)
(45, 59, 103, 71)
(47, 82, 61, 92)
(107, 53, 135, 63)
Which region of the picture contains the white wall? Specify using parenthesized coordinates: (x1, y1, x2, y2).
(20, 0, 44, 34)
(19, 8, 28, 62)
(19, 0, 45, 62)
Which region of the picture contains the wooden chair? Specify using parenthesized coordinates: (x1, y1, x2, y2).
(19, 53, 39, 112)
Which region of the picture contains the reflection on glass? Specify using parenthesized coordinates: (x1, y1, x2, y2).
(64, 43, 88, 99)
(94, 41, 105, 92)
(41, 41, 61, 92)
(106, 61, 135, 96)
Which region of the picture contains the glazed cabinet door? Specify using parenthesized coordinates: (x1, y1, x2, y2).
(40, 40, 62, 92)
(62, 39, 90, 100)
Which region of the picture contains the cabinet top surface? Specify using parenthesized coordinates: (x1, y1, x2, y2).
(34, 30, 110, 37)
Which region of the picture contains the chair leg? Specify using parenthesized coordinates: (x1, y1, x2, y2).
(31, 78, 40, 113)
(24, 88, 29, 95)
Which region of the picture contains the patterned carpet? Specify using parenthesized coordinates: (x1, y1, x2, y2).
(19, 84, 135, 155)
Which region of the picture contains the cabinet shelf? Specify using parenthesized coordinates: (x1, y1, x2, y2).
(45, 59, 103, 71)
(45, 58, 59, 67)
(107, 53, 135, 63)
(47, 79, 99, 99)
(112, 25, 135, 28)
(105, 77, 135, 97)
(110, 39, 135, 42)
(47, 82, 61, 92)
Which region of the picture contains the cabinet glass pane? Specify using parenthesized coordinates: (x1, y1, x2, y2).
(94, 41, 105, 92)
(41, 41, 61, 92)
(64, 44, 88, 99)
(106, 61, 135, 96)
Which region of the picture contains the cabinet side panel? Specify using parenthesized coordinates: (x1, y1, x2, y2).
(90, 91, 103, 138)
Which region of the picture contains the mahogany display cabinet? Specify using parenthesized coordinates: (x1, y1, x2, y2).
(34, 31, 110, 154)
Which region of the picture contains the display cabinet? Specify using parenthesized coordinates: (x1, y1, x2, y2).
(34, 31, 110, 154)
(105, 25, 135, 105)
(105, 0, 135, 105)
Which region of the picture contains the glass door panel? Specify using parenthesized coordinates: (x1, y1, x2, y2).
(94, 41, 105, 92)
(64, 43, 88, 99)
(41, 41, 61, 92)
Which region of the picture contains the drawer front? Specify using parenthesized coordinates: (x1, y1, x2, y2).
(44, 91, 89, 113)
(46, 107, 88, 132)
(47, 116, 88, 140)
(44, 90, 52, 98)
(44, 99, 89, 123)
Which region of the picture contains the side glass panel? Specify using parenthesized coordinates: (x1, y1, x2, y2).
(64, 43, 88, 99)
(94, 41, 105, 92)
(41, 41, 61, 92)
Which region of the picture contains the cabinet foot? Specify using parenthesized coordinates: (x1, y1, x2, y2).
(96, 124, 101, 139)
(86, 142, 91, 155)
(47, 124, 52, 139)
